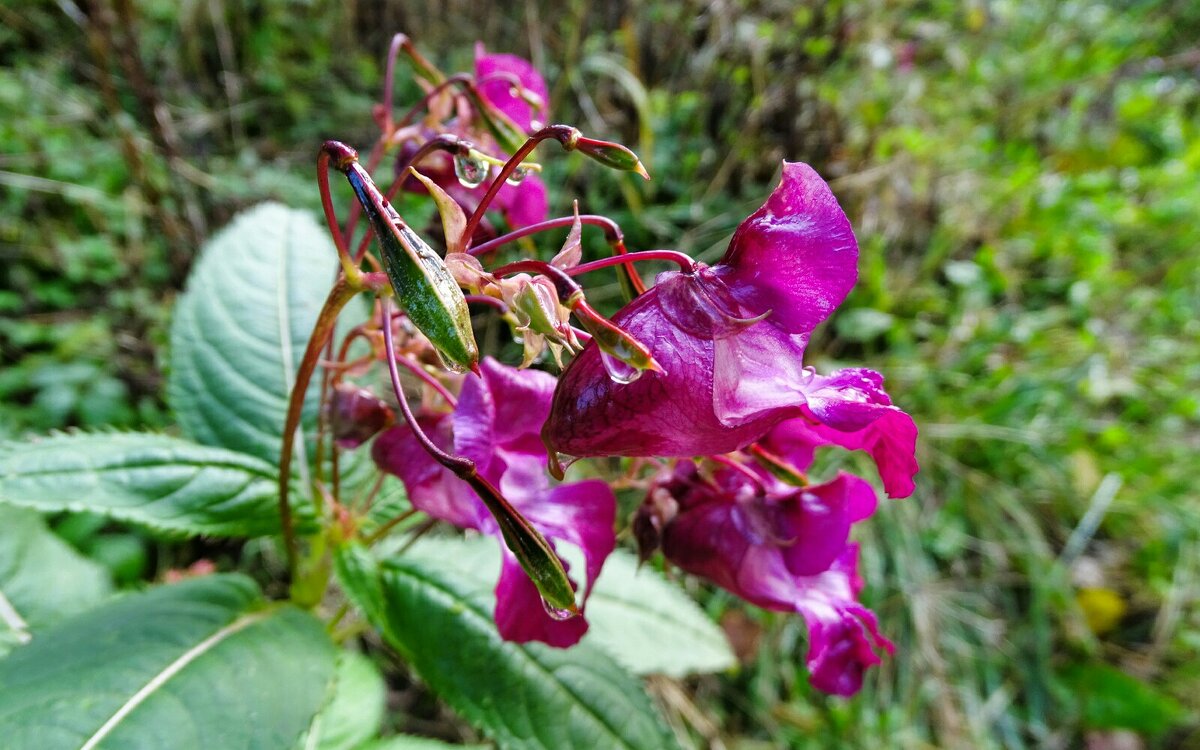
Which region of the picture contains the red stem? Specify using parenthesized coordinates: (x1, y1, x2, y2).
(567, 249, 695, 276)
(277, 278, 361, 574)
(316, 148, 354, 269)
(380, 297, 474, 474)
(461, 125, 579, 252)
(467, 214, 620, 256)
(352, 134, 469, 263)
(465, 294, 508, 313)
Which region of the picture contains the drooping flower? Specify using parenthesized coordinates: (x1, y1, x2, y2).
(634, 459, 892, 696)
(544, 161, 918, 498)
(372, 357, 615, 646)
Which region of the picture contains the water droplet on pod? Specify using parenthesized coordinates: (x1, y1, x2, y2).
(505, 166, 531, 186)
(541, 597, 576, 621)
(434, 347, 468, 374)
(599, 351, 642, 385)
(454, 153, 491, 189)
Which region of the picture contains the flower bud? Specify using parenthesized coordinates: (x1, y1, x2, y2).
(325, 383, 394, 449)
(571, 135, 650, 180)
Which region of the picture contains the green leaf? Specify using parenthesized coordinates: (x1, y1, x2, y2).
(299, 651, 387, 750)
(0, 507, 113, 653)
(335, 544, 679, 750)
(0, 573, 336, 750)
(356, 737, 488, 750)
(391, 537, 735, 677)
(0, 432, 285, 537)
(582, 552, 735, 678)
(168, 202, 344, 470)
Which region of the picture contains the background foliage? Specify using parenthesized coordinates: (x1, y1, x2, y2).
(1, 0, 1198, 747)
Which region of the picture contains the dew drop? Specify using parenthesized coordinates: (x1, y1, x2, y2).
(505, 166, 531, 186)
(541, 597, 576, 621)
(599, 350, 643, 384)
(454, 153, 491, 189)
(434, 347, 468, 374)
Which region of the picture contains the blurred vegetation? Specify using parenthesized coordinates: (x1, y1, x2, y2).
(2, 0, 1199, 747)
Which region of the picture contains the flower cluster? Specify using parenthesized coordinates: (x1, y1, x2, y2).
(373, 357, 615, 646)
(391, 44, 550, 239)
(314, 38, 918, 697)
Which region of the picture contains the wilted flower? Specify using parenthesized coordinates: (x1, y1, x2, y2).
(544, 161, 918, 499)
(635, 457, 892, 696)
(372, 357, 615, 646)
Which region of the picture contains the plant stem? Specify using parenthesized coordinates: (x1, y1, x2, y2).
(461, 125, 579, 251)
(352, 134, 469, 263)
(567, 249, 695, 276)
(277, 278, 362, 577)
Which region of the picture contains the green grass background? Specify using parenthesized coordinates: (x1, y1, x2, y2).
(1, 0, 1198, 747)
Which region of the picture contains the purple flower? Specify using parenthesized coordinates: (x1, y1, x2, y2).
(635, 460, 892, 696)
(474, 43, 549, 133)
(372, 357, 615, 647)
(758, 371, 919, 498)
(544, 162, 918, 498)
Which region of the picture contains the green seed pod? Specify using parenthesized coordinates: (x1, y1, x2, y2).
(465, 473, 578, 616)
(343, 162, 479, 373)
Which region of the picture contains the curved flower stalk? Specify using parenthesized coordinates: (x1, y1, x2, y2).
(372, 357, 616, 646)
(544, 161, 918, 499)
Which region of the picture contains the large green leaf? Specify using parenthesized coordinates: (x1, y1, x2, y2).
(0, 574, 336, 750)
(299, 651, 387, 750)
(389, 537, 735, 677)
(0, 432, 284, 536)
(0, 507, 113, 654)
(581, 552, 735, 678)
(357, 738, 488, 750)
(335, 544, 679, 750)
(168, 202, 342, 471)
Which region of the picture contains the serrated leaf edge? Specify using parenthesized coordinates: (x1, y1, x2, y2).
(384, 561, 676, 750)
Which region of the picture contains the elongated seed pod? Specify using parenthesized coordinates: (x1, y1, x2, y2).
(327, 141, 479, 372)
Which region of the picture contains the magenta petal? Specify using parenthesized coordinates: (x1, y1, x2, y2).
(492, 479, 615, 647)
(547, 289, 782, 457)
(525, 480, 617, 598)
(776, 473, 878, 577)
(654, 465, 891, 696)
(757, 417, 822, 472)
(474, 43, 549, 132)
(546, 162, 868, 459)
(655, 267, 763, 339)
(800, 369, 920, 498)
(500, 175, 548, 229)
(494, 549, 589, 647)
(793, 546, 895, 696)
(711, 321, 810, 426)
(478, 356, 557, 455)
(722, 162, 859, 335)
(451, 370, 497, 469)
(372, 422, 486, 531)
